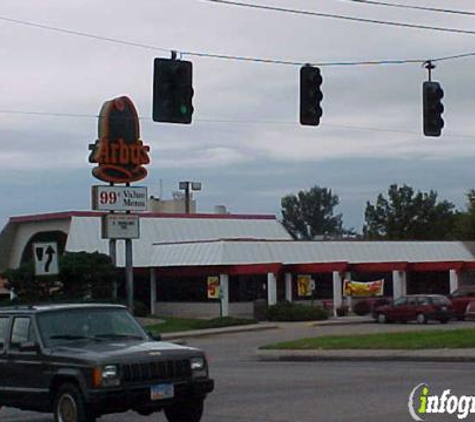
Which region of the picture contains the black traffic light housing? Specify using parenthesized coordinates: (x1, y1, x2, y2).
(300, 66, 323, 126)
(423, 81, 444, 137)
(153, 58, 194, 124)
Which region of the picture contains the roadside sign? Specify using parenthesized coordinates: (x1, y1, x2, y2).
(33, 242, 59, 276)
(297, 275, 312, 297)
(207, 276, 220, 299)
(310, 279, 316, 291)
(92, 186, 148, 212)
(102, 214, 140, 239)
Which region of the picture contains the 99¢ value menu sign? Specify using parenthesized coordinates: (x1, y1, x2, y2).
(92, 185, 148, 212)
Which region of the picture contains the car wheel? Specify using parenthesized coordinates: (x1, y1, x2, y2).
(377, 313, 387, 324)
(164, 399, 204, 422)
(439, 318, 449, 324)
(416, 313, 427, 324)
(53, 383, 96, 422)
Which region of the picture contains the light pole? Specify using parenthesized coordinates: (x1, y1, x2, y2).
(178, 181, 202, 214)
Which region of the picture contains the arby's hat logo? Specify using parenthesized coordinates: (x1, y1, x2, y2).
(89, 96, 150, 183)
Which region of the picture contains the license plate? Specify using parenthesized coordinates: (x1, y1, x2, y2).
(150, 383, 174, 401)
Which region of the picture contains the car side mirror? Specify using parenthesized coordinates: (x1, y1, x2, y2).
(146, 330, 161, 341)
(19, 341, 40, 353)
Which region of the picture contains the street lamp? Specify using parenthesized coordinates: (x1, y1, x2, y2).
(178, 181, 202, 214)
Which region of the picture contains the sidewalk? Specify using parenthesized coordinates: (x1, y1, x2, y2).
(160, 315, 372, 340)
(161, 321, 279, 341)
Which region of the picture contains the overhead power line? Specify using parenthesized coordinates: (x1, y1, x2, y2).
(338, 0, 475, 17)
(0, 16, 171, 53)
(0, 108, 474, 140)
(0, 14, 475, 67)
(200, 0, 475, 36)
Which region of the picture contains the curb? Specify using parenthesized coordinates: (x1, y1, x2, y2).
(256, 349, 475, 363)
(312, 318, 374, 327)
(159, 317, 374, 341)
(162, 323, 279, 341)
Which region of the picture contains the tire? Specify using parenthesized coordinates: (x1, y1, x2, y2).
(416, 313, 427, 325)
(439, 318, 449, 324)
(164, 399, 204, 422)
(53, 383, 96, 422)
(377, 313, 387, 324)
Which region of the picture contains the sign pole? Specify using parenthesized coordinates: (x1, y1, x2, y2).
(125, 238, 134, 314)
(89, 96, 150, 316)
(109, 239, 118, 300)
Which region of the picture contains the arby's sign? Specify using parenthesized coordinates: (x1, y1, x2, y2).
(89, 96, 150, 184)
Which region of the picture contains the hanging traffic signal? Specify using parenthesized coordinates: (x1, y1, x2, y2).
(300, 66, 323, 126)
(423, 81, 444, 137)
(153, 58, 194, 124)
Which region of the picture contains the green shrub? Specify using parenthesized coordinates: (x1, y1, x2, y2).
(336, 306, 349, 317)
(267, 302, 329, 322)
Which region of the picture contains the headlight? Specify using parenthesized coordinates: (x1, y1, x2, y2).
(190, 357, 207, 378)
(93, 365, 120, 387)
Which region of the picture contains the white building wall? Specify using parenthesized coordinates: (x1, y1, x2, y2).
(285, 273, 292, 302)
(10, 220, 70, 268)
(392, 270, 407, 299)
(449, 269, 459, 293)
(267, 272, 277, 305)
(332, 271, 343, 317)
(220, 274, 229, 317)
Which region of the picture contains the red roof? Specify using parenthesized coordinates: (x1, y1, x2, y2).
(9, 211, 277, 224)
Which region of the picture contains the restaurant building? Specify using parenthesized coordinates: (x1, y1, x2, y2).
(1, 211, 475, 317)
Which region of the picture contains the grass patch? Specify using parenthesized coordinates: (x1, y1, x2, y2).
(261, 328, 475, 350)
(147, 316, 257, 334)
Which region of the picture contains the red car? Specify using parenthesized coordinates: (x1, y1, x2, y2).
(448, 286, 475, 320)
(373, 295, 454, 324)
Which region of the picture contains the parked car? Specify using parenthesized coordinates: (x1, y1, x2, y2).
(465, 301, 475, 321)
(373, 294, 454, 324)
(448, 286, 475, 320)
(0, 303, 214, 422)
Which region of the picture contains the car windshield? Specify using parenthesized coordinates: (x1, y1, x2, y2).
(431, 296, 451, 306)
(393, 298, 406, 306)
(37, 307, 148, 347)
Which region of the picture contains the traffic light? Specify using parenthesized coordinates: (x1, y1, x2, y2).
(300, 66, 323, 126)
(153, 58, 194, 124)
(423, 81, 444, 137)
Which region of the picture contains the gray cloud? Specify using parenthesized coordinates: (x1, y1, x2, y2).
(1, 0, 475, 234)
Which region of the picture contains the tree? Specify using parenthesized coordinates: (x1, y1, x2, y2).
(281, 185, 343, 240)
(453, 189, 475, 240)
(363, 184, 457, 240)
(1, 251, 118, 302)
(2, 263, 53, 301)
(59, 251, 117, 299)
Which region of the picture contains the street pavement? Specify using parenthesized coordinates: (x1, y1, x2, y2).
(3, 317, 475, 421)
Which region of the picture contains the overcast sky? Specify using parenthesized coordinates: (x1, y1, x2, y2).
(1, 0, 475, 232)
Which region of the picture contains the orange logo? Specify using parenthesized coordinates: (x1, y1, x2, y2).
(89, 96, 150, 183)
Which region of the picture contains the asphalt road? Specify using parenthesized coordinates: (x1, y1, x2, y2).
(3, 320, 475, 422)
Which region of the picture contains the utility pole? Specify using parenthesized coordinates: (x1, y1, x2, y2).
(179, 181, 202, 214)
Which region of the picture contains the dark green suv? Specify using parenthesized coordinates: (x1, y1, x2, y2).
(0, 303, 214, 422)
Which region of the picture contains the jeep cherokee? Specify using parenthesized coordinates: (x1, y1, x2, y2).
(0, 303, 214, 422)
